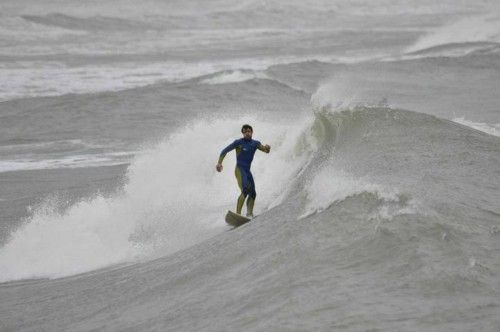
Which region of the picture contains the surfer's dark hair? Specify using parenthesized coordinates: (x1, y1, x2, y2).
(241, 124, 253, 133)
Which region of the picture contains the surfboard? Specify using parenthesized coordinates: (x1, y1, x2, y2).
(225, 210, 251, 227)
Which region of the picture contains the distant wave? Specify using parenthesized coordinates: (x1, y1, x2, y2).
(0, 15, 85, 41)
(406, 15, 500, 55)
(0, 152, 133, 173)
(0, 57, 335, 102)
(403, 41, 500, 59)
(196, 69, 307, 94)
(199, 70, 269, 85)
(21, 13, 159, 31)
(0, 139, 135, 172)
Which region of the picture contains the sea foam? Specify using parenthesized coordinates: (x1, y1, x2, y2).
(0, 115, 312, 281)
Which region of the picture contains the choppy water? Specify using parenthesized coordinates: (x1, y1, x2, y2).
(1, 0, 500, 330)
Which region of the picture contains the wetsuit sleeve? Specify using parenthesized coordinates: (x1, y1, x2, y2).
(218, 140, 238, 164)
(257, 141, 270, 153)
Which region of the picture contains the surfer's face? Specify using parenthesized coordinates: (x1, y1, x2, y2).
(242, 128, 253, 139)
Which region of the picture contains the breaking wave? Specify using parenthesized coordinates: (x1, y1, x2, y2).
(1, 95, 499, 282)
(406, 14, 500, 57)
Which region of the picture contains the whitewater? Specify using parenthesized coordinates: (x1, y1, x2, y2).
(1, 0, 500, 331)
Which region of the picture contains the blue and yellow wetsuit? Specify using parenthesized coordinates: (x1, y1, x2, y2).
(218, 138, 268, 216)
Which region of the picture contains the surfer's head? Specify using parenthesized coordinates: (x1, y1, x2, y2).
(241, 124, 253, 139)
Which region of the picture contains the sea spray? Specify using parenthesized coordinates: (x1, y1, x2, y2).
(0, 115, 312, 281)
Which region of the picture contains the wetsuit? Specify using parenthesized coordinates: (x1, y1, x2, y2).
(218, 138, 266, 216)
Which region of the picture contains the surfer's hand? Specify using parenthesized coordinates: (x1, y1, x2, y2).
(216, 163, 223, 172)
(264, 144, 271, 153)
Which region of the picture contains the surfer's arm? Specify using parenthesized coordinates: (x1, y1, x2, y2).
(218, 140, 238, 164)
(257, 143, 271, 153)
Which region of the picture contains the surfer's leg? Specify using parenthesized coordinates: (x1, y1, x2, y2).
(246, 197, 255, 217)
(246, 171, 256, 217)
(237, 193, 247, 214)
(235, 166, 247, 214)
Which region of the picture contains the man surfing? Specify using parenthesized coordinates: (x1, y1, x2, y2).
(216, 124, 271, 219)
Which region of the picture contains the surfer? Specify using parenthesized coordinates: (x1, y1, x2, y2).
(216, 124, 271, 218)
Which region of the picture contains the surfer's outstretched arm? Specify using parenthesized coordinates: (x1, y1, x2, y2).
(257, 143, 271, 153)
(216, 140, 238, 172)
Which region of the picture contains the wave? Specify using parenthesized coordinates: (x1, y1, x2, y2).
(0, 56, 335, 102)
(1, 99, 499, 282)
(0, 152, 133, 173)
(0, 15, 85, 42)
(406, 14, 500, 55)
(199, 69, 269, 85)
(195, 69, 307, 95)
(0, 60, 274, 102)
(21, 13, 159, 31)
(0, 139, 135, 172)
(403, 41, 500, 59)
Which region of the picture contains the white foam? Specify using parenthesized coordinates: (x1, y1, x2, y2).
(310, 79, 389, 113)
(0, 62, 228, 101)
(0, 115, 312, 281)
(0, 139, 88, 153)
(299, 167, 401, 219)
(0, 51, 375, 102)
(200, 70, 269, 85)
(0, 152, 134, 173)
(310, 80, 358, 111)
(453, 117, 500, 137)
(0, 59, 278, 101)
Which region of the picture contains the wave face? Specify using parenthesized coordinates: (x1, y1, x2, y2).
(290, 105, 500, 224)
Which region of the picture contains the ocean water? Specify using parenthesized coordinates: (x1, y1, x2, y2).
(1, 0, 500, 330)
